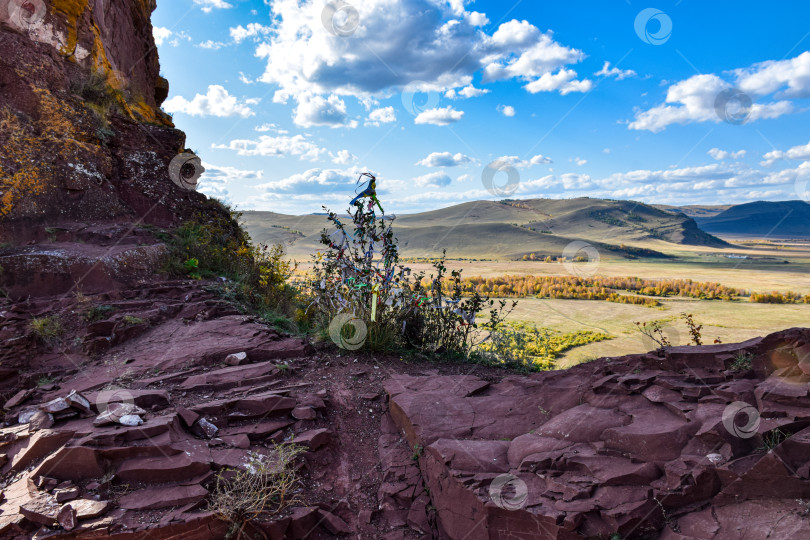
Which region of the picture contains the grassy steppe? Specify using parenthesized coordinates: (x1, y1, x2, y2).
(291, 238, 810, 368)
(252, 199, 810, 369)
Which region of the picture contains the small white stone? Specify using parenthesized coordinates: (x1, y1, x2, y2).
(706, 453, 723, 464)
(118, 415, 143, 426)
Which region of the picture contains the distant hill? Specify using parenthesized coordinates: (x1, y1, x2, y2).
(241, 197, 728, 260)
(687, 200, 810, 237)
(654, 204, 731, 219)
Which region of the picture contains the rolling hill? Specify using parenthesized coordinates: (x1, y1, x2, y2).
(686, 200, 810, 237)
(240, 197, 728, 260)
(653, 204, 732, 219)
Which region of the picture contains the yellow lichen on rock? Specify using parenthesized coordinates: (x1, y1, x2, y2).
(50, 0, 90, 58)
(33, 87, 76, 140)
(90, 23, 113, 77)
(0, 108, 50, 218)
(0, 82, 112, 219)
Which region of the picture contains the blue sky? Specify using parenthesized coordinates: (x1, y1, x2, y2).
(153, 0, 810, 214)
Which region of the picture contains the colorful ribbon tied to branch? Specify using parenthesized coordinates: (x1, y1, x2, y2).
(350, 173, 384, 214)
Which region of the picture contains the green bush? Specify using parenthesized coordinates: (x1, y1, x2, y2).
(730, 351, 753, 371)
(305, 181, 515, 357)
(162, 201, 299, 326)
(71, 71, 121, 130)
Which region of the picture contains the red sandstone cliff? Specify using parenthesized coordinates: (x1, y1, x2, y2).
(0, 0, 208, 238)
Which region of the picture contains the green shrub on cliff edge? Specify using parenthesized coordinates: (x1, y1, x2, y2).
(305, 186, 516, 358)
(161, 199, 299, 331)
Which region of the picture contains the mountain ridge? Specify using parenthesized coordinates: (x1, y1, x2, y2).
(690, 200, 810, 237)
(240, 197, 730, 260)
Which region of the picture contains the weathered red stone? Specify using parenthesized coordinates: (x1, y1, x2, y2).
(119, 484, 208, 511)
(57, 504, 77, 531)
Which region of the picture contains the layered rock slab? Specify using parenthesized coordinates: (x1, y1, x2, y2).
(386, 328, 810, 539)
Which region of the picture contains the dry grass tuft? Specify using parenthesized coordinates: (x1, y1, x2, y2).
(209, 443, 306, 537)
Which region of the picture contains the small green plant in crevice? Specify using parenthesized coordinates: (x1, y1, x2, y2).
(653, 495, 679, 533)
(730, 351, 754, 371)
(122, 315, 146, 326)
(757, 428, 790, 453)
(29, 316, 62, 344)
(208, 443, 306, 538)
(37, 375, 57, 387)
(411, 443, 423, 462)
(609, 534, 623, 540)
(96, 125, 115, 146)
(72, 71, 117, 109)
(184, 257, 201, 279)
(70, 71, 122, 123)
(84, 304, 117, 322)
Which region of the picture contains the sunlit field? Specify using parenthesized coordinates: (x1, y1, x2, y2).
(291, 236, 810, 368)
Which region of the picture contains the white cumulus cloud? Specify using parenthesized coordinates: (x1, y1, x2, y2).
(213, 134, 328, 161)
(331, 149, 358, 165)
(761, 140, 810, 165)
(414, 106, 464, 126)
(416, 152, 474, 167)
(524, 68, 593, 95)
(249, 1, 591, 124)
(163, 85, 259, 117)
(256, 166, 370, 194)
(498, 104, 516, 117)
(630, 52, 810, 132)
(414, 171, 453, 188)
(494, 155, 553, 168)
(445, 85, 490, 99)
(366, 106, 397, 126)
(198, 40, 226, 50)
(193, 0, 233, 13)
(153, 27, 172, 46)
(230, 23, 273, 43)
(293, 94, 357, 128)
(595, 61, 636, 80)
(708, 148, 747, 160)
(198, 162, 263, 203)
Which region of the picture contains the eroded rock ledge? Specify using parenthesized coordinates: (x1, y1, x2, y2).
(386, 329, 810, 539)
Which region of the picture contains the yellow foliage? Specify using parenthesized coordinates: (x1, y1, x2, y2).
(478, 321, 610, 371)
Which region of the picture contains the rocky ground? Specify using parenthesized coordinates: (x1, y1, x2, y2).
(1, 227, 810, 539)
(388, 331, 810, 539)
(0, 225, 499, 538)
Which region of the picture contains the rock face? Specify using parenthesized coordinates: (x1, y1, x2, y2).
(386, 328, 810, 539)
(0, 0, 223, 297)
